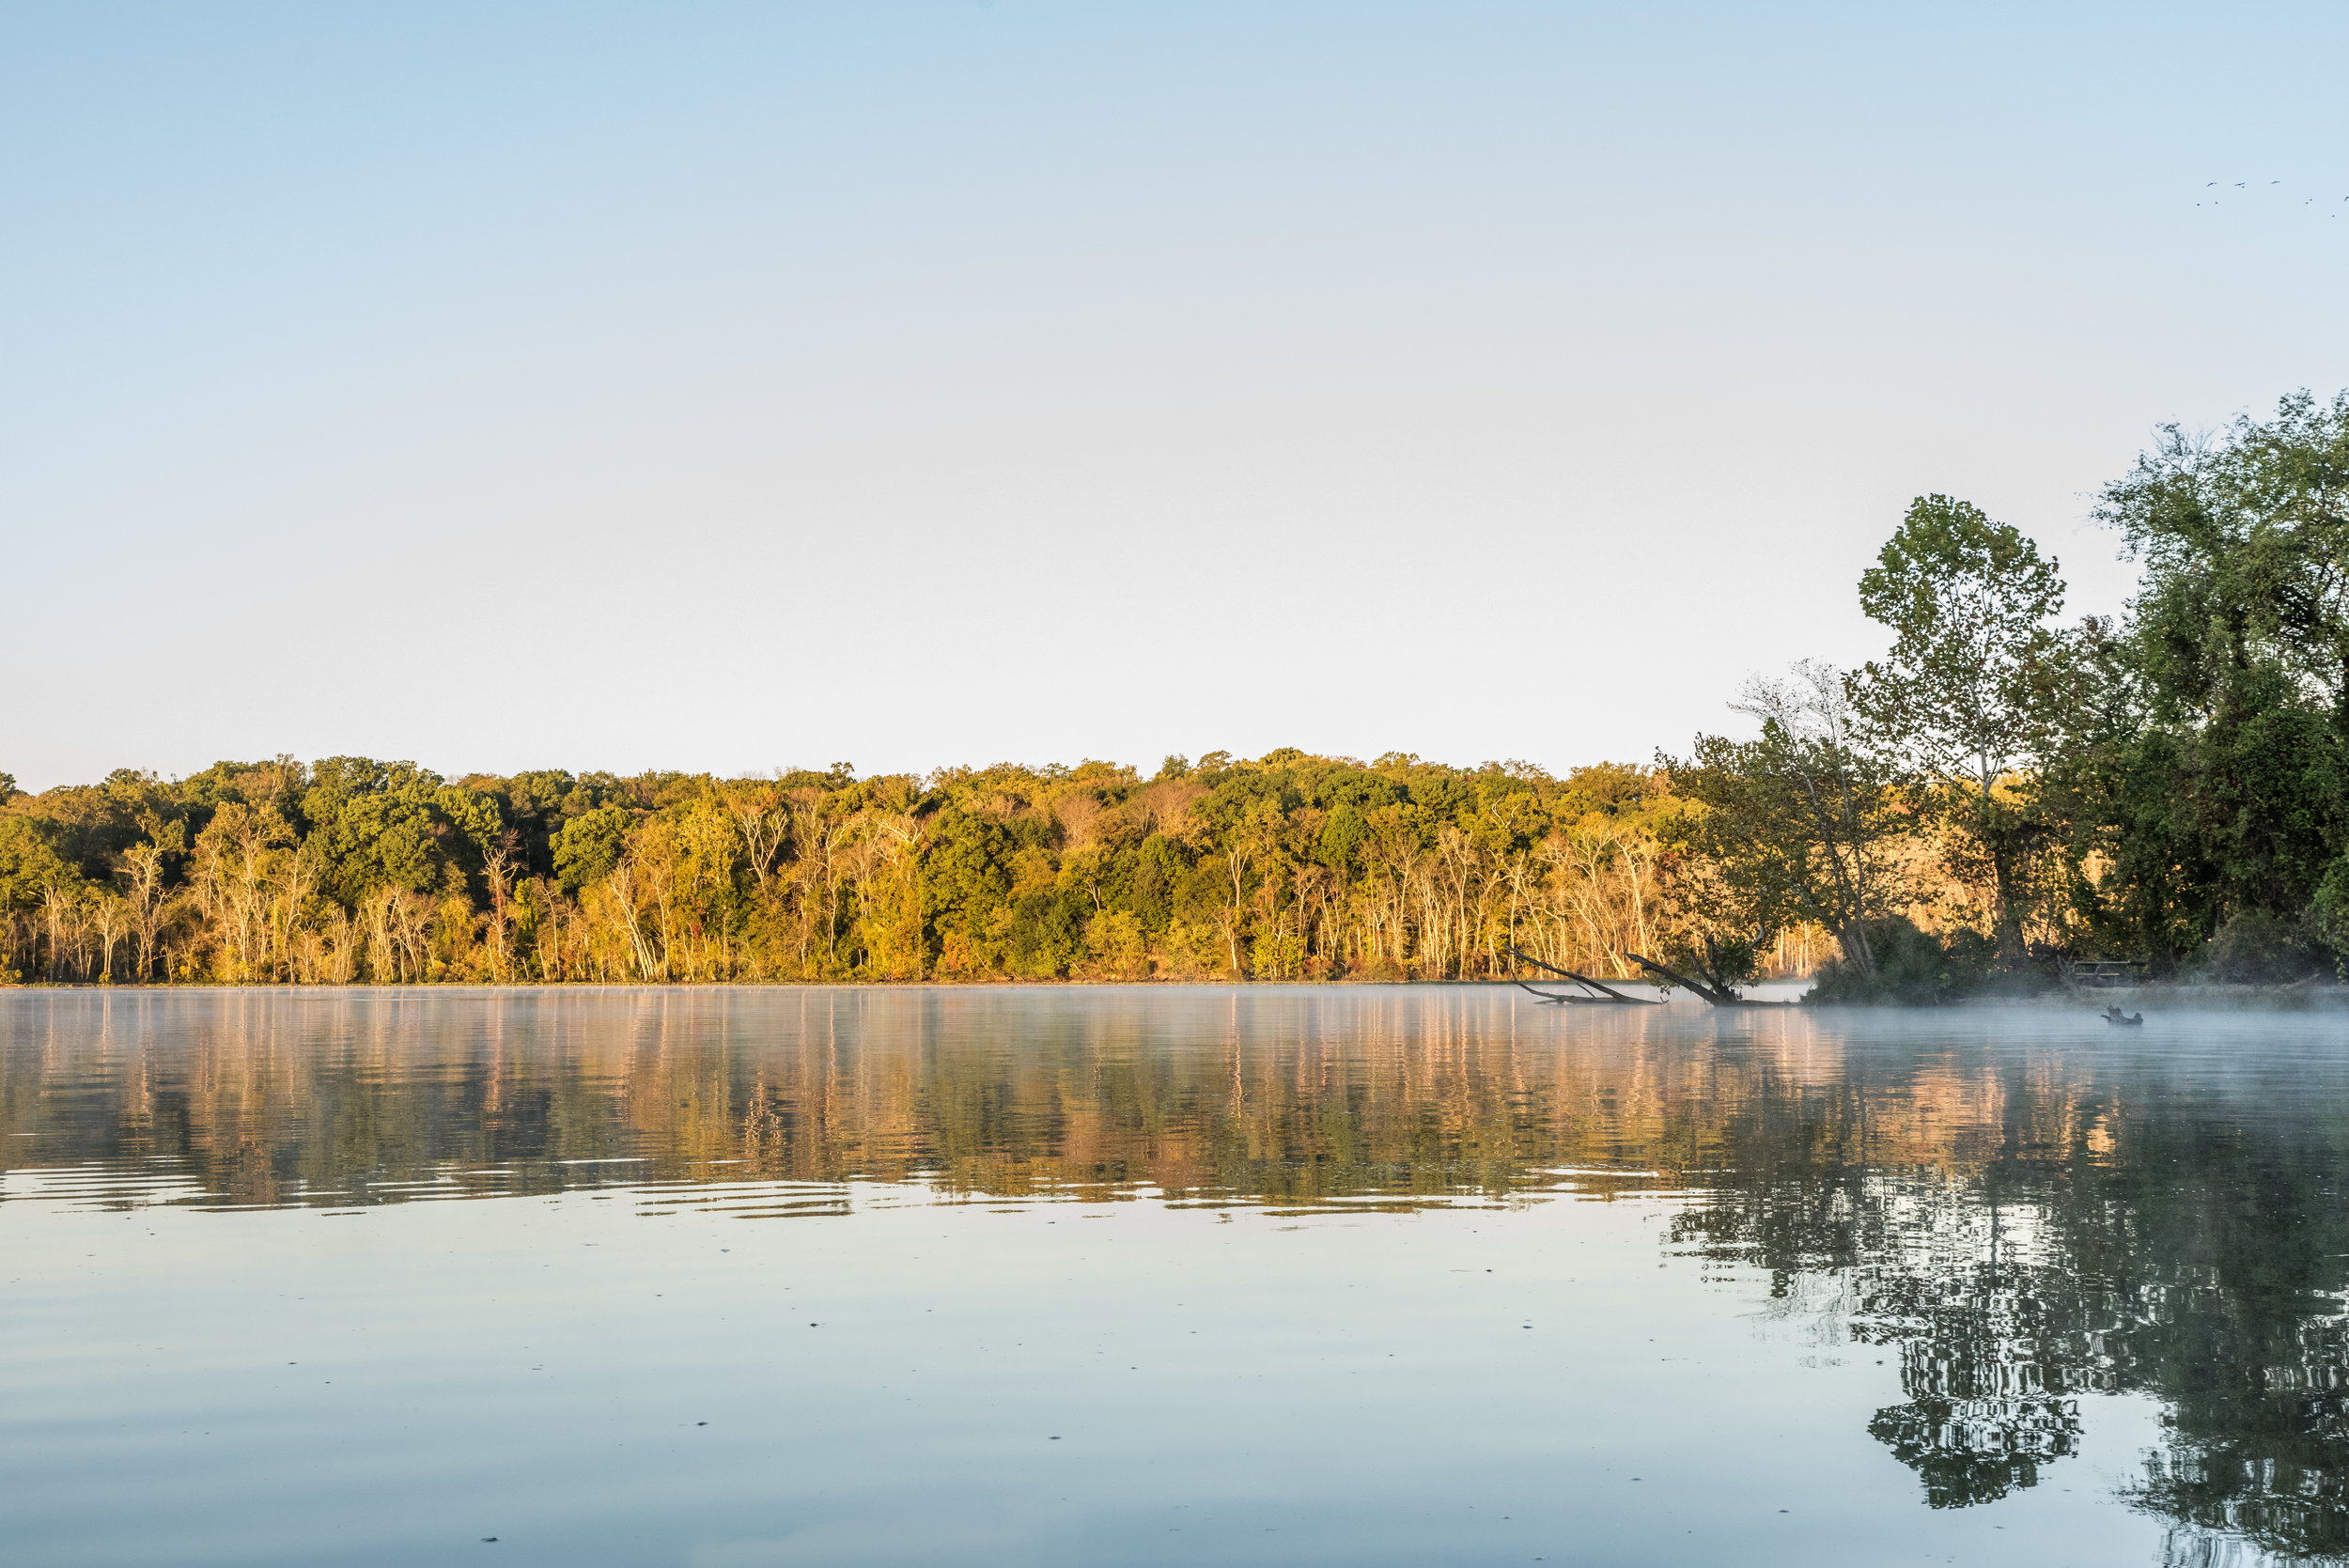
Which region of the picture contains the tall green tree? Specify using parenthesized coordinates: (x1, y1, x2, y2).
(1667, 661, 1909, 981)
(1852, 495, 2066, 962)
(2053, 390, 2349, 958)
(2105, 390, 2349, 725)
(0, 816, 78, 914)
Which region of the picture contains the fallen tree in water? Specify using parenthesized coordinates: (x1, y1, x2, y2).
(1624, 952, 1797, 1007)
(1504, 946, 1661, 1004)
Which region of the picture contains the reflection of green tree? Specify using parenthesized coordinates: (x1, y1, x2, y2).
(1850, 1252, 2091, 1508)
(1666, 1068, 2349, 1559)
(1868, 1394, 2079, 1509)
(2088, 1119, 2349, 1565)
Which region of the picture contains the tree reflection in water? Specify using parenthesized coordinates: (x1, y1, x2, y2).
(3, 987, 2344, 1562)
(1663, 1042, 2349, 1561)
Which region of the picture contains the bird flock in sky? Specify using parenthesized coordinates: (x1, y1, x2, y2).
(2196, 179, 2347, 214)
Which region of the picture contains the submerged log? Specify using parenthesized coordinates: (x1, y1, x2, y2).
(1504, 947, 1663, 1004)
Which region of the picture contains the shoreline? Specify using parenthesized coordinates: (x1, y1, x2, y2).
(11, 976, 2345, 1009)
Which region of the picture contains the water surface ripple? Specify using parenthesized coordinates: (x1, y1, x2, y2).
(2, 986, 2343, 1567)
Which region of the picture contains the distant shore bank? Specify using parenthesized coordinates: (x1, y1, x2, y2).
(14, 976, 2346, 1010)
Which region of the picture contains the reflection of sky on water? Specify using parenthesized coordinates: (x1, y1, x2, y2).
(1, 987, 2342, 1567)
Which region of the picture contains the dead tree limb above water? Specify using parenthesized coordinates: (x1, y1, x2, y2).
(1504, 947, 1662, 1004)
(1623, 952, 1733, 1002)
(1509, 979, 1643, 1006)
(1622, 953, 1798, 1007)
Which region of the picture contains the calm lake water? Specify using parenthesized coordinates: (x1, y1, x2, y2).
(2, 986, 2343, 1568)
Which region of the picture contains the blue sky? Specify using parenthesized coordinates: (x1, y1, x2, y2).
(6, 2, 2345, 789)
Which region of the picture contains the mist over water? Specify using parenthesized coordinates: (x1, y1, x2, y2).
(3, 987, 2343, 1566)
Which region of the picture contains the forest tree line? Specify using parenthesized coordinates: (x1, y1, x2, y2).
(6, 387, 2349, 994)
(0, 748, 1723, 986)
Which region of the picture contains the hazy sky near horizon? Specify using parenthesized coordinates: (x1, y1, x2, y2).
(7, 2, 2347, 791)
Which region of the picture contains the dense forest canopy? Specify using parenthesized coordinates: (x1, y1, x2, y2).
(9, 388, 2349, 993)
(0, 750, 1707, 986)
